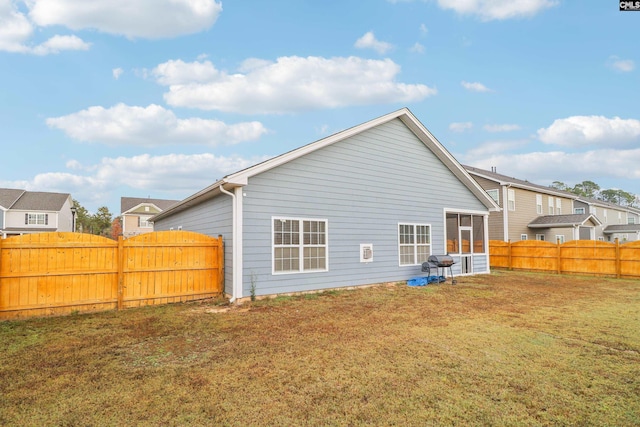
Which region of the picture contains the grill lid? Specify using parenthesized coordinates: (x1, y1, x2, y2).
(427, 254, 455, 267)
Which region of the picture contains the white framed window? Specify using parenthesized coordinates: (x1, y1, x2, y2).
(521, 234, 528, 240)
(574, 207, 585, 214)
(536, 195, 542, 214)
(603, 209, 608, 223)
(590, 206, 596, 215)
(598, 237, 605, 241)
(555, 235, 565, 244)
(273, 218, 328, 274)
(507, 189, 516, 211)
(548, 197, 554, 215)
(629, 217, 636, 225)
(25, 213, 48, 225)
(398, 223, 431, 266)
(536, 234, 545, 241)
(556, 198, 562, 215)
(486, 189, 499, 204)
(618, 212, 623, 224)
(138, 215, 152, 228)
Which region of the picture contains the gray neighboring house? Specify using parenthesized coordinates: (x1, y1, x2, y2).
(152, 108, 499, 301)
(464, 166, 601, 242)
(0, 188, 75, 238)
(574, 197, 640, 242)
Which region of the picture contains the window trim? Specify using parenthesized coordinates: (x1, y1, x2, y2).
(272, 217, 329, 275)
(507, 189, 516, 211)
(25, 213, 49, 226)
(574, 207, 585, 214)
(398, 222, 432, 267)
(486, 189, 499, 205)
(536, 195, 542, 215)
(520, 234, 528, 240)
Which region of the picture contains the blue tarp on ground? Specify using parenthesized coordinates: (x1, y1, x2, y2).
(407, 276, 446, 286)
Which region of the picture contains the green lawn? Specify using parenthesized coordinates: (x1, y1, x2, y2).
(1, 271, 639, 426)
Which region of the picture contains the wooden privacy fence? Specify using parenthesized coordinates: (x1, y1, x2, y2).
(0, 231, 224, 320)
(489, 239, 640, 279)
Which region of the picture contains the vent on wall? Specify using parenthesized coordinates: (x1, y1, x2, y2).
(360, 244, 373, 263)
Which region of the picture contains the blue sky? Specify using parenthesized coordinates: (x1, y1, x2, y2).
(1, 0, 639, 214)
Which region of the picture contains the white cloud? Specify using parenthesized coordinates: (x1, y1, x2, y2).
(449, 122, 473, 132)
(355, 31, 394, 54)
(0, 1, 90, 54)
(465, 139, 530, 157)
(152, 59, 220, 85)
(29, 0, 222, 39)
(484, 124, 521, 132)
(461, 81, 492, 92)
(420, 24, 428, 35)
(156, 56, 437, 114)
(436, 0, 558, 21)
(1, 152, 269, 213)
(112, 68, 124, 79)
(607, 56, 635, 72)
(0, 0, 221, 54)
(464, 148, 640, 189)
(46, 103, 268, 146)
(537, 116, 640, 148)
(410, 42, 425, 54)
(32, 34, 90, 55)
(0, 0, 33, 53)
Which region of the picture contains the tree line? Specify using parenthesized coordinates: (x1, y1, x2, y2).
(73, 199, 121, 239)
(550, 180, 639, 207)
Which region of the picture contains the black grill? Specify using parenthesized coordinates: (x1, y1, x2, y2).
(422, 254, 457, 284)
(427, 254, 455, 267)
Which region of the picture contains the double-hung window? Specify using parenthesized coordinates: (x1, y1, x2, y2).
(398, 223, 431, 266)
(25, 213, 48, 225)
(536, 195, 542, 214)
(273, 218, 327, 274)
(139, 216, 152, 228)
(507, 189, 516, 211)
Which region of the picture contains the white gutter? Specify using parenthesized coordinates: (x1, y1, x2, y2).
(502, 184, 510, 242)
(219, 184, 244, 304)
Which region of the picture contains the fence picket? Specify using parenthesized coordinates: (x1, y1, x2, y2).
(490, 239, 640, 279)
(0, 231, 223, 320)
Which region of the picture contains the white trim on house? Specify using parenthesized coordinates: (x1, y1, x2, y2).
(272, 216, 329, 275)
(397, 222, 432, 267)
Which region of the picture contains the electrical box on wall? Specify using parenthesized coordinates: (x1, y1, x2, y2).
(360, 244, 373, 263)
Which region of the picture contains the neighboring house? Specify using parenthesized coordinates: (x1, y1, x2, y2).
(0, 188, 75, 238)
(575, 197, 640, 242)
(152, 108, 499, 301)
(464, 166, 601, 242)
(120, 197, 180, 238)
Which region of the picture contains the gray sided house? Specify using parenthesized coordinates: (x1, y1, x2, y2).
(0, 188, 75, 238)
(152, 109, 499, 301)
(574, 197, 640, 242)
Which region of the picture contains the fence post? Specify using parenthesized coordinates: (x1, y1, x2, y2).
(557, 239, 562, 274)
(117, 236, 124, 310)
(507, 240, 512, 270)
(218, 235, 224, 295)
(615, 238, 621, 279)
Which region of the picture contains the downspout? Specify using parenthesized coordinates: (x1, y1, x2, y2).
(502, 184, 510, 242)
(219, 184, 243, 304)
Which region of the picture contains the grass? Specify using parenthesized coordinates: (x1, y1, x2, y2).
(1, 271, 639, 426)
